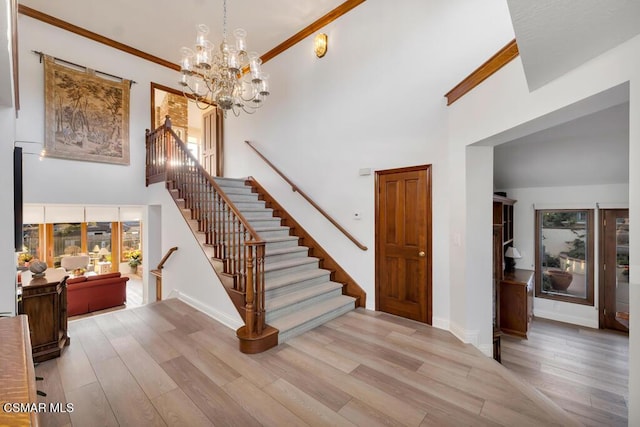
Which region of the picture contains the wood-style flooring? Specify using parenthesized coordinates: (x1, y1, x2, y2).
(501, 318, 628, 426)
(34, 300, 608, 426)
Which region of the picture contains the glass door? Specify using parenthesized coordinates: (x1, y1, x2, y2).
(601, 209, 629, 332)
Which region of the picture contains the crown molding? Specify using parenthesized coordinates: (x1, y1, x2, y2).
(18, 1, 368, 73)
(18, 4, 180, 71)
(260, 0, 366, 64)
(445, 39, 519, 106)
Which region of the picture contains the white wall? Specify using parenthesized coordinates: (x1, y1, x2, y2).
(1, 107, 17, 315)
(506, 183, 628, 327)
(223, 0, 515, 332)
(13, 16, 237, 322)
(146, 184, 243, 329)
(449, 33, 640, 424)
(14, 16, 174, 306)
(1, 0, 17, 315)
(16, 15, 177, 206)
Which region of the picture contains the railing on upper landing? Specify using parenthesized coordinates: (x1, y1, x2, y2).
(145, 116, 274, 353)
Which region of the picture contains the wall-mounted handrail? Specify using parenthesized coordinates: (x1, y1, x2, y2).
(156, 246, 178, 270)
(245, 140, 368, 251)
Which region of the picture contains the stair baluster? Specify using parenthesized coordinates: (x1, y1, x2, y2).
(146, 115, 275, 353)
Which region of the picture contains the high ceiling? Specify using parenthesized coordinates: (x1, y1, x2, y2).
(19, 0, 348, 66)
(507, 0, 640, 90)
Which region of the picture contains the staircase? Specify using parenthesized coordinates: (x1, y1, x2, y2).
(211, 177, 356, 342)
(168, 176, 355, 344)
(147, 116, 361, 352)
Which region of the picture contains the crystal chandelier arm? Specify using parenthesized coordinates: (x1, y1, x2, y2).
(178, 0, 269, 116)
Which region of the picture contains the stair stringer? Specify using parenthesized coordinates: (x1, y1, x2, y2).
(165, 180, 249, 321)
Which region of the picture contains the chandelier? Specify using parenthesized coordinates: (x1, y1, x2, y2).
(178, 0, 270, 116)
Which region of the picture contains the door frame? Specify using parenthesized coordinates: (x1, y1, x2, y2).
(150, 82, 224, 176)
(598, 208, 629, 331)
(374, 164, 432, 324)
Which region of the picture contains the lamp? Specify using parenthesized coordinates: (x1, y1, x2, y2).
(314, 33, 328, 58)
(504, 246, 521, 272)
(98, 247, 110, 262)
(92, 245, 100, 253)
(179, 0, 270, 117)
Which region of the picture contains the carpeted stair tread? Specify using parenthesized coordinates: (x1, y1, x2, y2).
(265, 246, 309, 257)
(269, 295, 356, 338)
(263, 235, 299, 244)
(265, 281, 343, 312)
(253, 225, 290, 233)
(264, 256, 319, 273)
(265, 268, 330, 291)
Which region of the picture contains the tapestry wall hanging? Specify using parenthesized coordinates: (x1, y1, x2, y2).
(44, 55, 131, 165)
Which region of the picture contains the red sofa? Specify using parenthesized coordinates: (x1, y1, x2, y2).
(67, 272, 129, 316)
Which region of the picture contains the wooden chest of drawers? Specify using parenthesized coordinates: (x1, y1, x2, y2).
(500, 269, 533, 338)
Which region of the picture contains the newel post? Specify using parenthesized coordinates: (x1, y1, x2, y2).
(245, 243, 255, 336)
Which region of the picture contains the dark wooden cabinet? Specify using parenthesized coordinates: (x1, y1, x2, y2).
(18, 269, 69, 362)
(500, 269, 534, 338)
(493, 195, 516, 361)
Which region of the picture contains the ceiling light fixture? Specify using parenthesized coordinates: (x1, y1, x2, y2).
(178, 0, 270, 116)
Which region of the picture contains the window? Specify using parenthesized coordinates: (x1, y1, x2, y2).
(52, 223, 82, 267)
(535, 209, 594, 305)
(121, 221, 141, 262)
(22, 224, 41, 259)
(87, 222, 112, 252)
(187, 136, 199, 159)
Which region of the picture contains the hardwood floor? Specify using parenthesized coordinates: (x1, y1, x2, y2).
(501, 318, 628, 426)
(35, 300, 595, 426)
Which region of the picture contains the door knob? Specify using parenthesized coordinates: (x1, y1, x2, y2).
(418, 251, 425, 257)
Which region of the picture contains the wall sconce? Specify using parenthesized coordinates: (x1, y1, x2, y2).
(314, 33, 328, 58)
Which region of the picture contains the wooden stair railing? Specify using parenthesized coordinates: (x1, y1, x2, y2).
(146, 116, 277, 353)
(150, 246, 178, 302)
(245, 140, 368, 251)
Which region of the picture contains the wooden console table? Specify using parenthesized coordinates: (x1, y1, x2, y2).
(0, 315, 39, 426)
(19, 269, 70, 363)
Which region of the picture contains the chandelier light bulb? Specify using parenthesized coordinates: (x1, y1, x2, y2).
(234, 28, 247, 54)
(178, 0, 270, 116)
(195, 24, 210, 49)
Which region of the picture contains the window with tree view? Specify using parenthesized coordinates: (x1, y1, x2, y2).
(535, 209, 594, 305)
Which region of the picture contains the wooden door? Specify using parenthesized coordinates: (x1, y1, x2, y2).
(375, 165, 432, 323)
(202, 108, 223, 176)
(600, 209, 629, 332)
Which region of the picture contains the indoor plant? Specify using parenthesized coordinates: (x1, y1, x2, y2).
(128, 250, 142, 273)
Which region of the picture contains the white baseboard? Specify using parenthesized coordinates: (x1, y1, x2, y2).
(449, 322, 492, 357)
(432, 316, 450, 331)
(168, 289, 244, 330)
(533, 309, 599, 329)
(449, 321, 479, 347)
(478, 344, 493, 357)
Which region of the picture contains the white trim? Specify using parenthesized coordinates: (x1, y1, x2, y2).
(432, 316, 450, 331)
(449, 321, 480, 347)
(168, 290, 244, 330)
(478, 344, 493, 357)
(534, 309, 599, 329)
